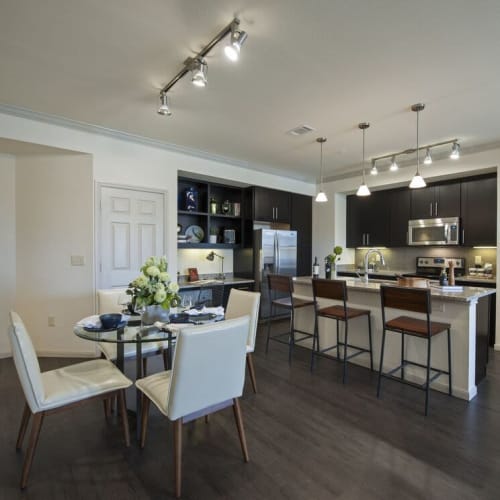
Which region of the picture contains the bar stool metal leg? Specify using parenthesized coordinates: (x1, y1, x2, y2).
(377, 327, 387, 398)
(401, 332, 405, 381)
(425, 337, 432, 416)
(266, 303, 273, 354)
(289, 307, 295, 364)
(342, 322, 349, 384)
(310, 313, 319, 371)
(367, 314, 373, 371)
(447, 328, 452, 396)
(336, 320, 340, 360)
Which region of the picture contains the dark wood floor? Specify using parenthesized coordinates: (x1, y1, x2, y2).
(2, 321, 500, 499)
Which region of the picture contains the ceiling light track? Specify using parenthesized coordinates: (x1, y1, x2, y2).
(157, 18, 248, 117)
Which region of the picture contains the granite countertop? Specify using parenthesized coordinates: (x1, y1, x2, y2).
(179, 276, 254, 289)
(294, 276, 495, 303)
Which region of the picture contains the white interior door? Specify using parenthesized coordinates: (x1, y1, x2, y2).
(98, 185, 166, 288)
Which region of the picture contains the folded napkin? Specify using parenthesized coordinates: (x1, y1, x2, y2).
(185, 306, 225, 316)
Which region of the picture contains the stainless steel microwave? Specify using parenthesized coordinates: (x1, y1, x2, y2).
(408, 217, 460, 246)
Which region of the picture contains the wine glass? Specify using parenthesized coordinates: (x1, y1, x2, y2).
(134, 302, 146, 331)
(181, 294, 193, 312)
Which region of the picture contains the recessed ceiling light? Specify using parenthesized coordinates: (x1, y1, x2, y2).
(287, 125, 316, 136)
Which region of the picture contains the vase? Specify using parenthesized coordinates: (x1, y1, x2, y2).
(331, 266, 337, 279)
(142, 304, 170, 326)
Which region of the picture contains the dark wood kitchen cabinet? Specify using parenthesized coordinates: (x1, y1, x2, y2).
(410, 182, 461, 219)
(252, 187, 290, 223)
(461, 175, 497, 246)
(290, 193, 312, 276)
(389, 188, 411, 246)
(346, 191, 390, 247)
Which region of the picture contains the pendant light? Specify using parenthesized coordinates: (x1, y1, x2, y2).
(409, 103, 426, 189)
(356, 122, 371, 196)
(315, 137, 328, 202)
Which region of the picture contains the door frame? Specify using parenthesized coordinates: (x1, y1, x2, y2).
(94, 182, 169, 294)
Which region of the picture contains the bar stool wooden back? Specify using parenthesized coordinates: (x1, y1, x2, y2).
(265, 274, 315, 363)
(311, 279, 373, 383)
(377, 285, 452, 416)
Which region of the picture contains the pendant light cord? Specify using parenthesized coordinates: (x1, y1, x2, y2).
(319, 140, 324, 188)
(416, 109, 420, 175)
(362, 128, 366, 183)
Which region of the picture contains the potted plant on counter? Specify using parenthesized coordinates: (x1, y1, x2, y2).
(325, 245, 343, 279)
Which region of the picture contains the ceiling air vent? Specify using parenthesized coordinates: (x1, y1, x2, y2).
(287, 124, 315, 136)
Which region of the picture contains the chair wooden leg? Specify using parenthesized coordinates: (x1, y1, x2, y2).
(232, 398, 249, 462)
(425, 338, 432, 416)
(162, 348, 169, 370)
(377, 328, 387, 398)
(16, 403, 31, 451)
(173, 419, 183, 499)
(142, 357, 148, 377)
(117, 389, 130, 447)
(103, 398, 112, 419)
(246, 353, 258, 393)
(140, 396, 150, 448)
(20, 412, 44, 489)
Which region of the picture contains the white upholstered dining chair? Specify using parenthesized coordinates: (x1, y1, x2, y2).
(225, 288, 261, 393)
(135, 316, 250, 498)
(8, 311, 132, 489)
(96, 288, 169, 374)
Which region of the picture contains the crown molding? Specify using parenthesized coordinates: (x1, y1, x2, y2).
(0, 103, 314, 184)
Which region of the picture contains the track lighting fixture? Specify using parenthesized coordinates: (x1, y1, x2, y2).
(390, 156, 398, 171)
(370, 159, 378, 175)
(225, 21, 248, 61)
(189, 57, 208, 87)
(315, 137, 328, 203)
(409, 103, 426, 189)
(156, 18, 248, 117)
(356, 123, 371, 197)
(424, 147, 432, 165)
(157, 92, 172, 116)
(450, 141, 460, 159)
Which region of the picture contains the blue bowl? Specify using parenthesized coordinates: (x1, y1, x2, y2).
(99, 313, 123, 329)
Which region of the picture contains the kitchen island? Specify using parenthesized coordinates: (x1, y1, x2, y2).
(292, 277, 495, 401)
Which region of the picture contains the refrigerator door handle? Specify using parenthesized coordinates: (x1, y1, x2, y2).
(275, 233, 280, 274)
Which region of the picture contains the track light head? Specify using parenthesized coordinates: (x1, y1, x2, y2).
(424, 148, 432, 165)
(189, 57, 208, 87)
(225, 26, 248, 62)
(390, 156, 398, 171)
(450, 142, 460, 159)
(157, 92, 172, 116)
(370, 159, 378, 175)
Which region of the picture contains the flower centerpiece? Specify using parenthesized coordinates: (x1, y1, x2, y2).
(325, 245, 343, 278)
(126, 256, 180, 324)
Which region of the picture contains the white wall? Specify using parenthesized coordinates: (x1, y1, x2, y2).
(15, 153, 94, 356)
(0, 110, 314, 356)
(0, 155, 16, 356)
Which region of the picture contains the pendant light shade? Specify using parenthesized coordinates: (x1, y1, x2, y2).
(356, 122, 371, 197)
(315, 137, 328, 203)
(409, 103, 426, 189)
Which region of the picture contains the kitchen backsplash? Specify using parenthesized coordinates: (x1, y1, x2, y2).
(353, 247, 497, 275)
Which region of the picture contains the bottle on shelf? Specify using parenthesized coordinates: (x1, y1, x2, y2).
(313, 257, 319, 279)
(324, 258, 331, 279)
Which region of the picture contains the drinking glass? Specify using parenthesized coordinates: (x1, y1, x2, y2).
(181, 294, 193, 312)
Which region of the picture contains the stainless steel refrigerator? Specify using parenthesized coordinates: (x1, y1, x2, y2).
(254, 229, 297, 319)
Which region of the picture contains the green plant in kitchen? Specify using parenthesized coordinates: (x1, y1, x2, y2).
(126, 256, 180, 309)
(326, 246, 343, 268)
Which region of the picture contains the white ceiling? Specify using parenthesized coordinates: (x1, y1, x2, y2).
(1, 0, 500, 182)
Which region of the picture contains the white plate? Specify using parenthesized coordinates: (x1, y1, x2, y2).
(185, 225, 204, 243)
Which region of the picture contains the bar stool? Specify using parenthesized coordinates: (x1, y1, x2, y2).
(377, 285, 452, 416)
(311, 278, 373, 383)
(265, 274, 315, 363)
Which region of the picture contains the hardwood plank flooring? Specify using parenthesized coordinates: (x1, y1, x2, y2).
(1, 320, 500, 499)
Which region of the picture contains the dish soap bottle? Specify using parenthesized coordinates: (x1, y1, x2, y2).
(313, 257, 319, 279)
(439, 268, 449, 286)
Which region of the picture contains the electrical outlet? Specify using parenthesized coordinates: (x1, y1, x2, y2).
(48, 316, 56, 327)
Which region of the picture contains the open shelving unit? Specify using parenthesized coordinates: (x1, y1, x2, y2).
(178, 177, 244, 248)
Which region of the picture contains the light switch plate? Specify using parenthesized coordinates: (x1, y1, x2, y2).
(71, 255, 85, 266)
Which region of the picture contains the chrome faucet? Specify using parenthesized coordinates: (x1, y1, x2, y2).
(363, 249, 386, 283)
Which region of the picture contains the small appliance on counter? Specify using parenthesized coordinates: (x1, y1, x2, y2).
(469, 262, 494, 277)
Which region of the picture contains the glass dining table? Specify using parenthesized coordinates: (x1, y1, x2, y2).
(73, 312, 223, 438)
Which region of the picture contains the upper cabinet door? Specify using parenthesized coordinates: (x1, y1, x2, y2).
(253, 187, 290, 223)
(461, 176, 497, 246)
(435, 182, 461, 218)
(410, 187, 435, 219)
(389, 189, 411, 247)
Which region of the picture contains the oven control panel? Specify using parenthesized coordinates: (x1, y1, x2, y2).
(416, 257, 465, 269)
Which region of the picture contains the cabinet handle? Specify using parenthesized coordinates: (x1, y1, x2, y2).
(272, 207, 275, 220)
(429, 202, 433, 217)
(276, 207, 278, 220)
(367, 233, 370, 246)
(435, 202, 438, 216)
(462, 229, 465, 244)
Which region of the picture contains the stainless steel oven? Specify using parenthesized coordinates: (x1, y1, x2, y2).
(408, 217, 460, 246)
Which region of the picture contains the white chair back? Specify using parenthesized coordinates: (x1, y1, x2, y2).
(8, 312, 44, 413)
(97, 288, 128, 314)
(167, 316, 249, 421)
(225, 289, 260, 351)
